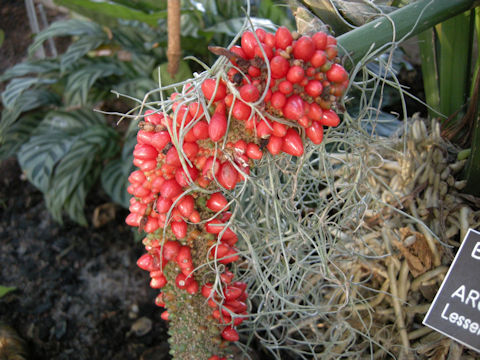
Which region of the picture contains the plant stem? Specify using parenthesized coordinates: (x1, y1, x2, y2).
(167, 0, 181, 77)
(336, 0, 476, 66)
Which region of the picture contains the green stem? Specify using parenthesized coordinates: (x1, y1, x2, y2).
(337, 0, 476, 65)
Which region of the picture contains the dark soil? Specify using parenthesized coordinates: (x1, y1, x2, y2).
(0, 159, 171, 360)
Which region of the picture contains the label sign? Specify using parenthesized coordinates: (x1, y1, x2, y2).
(423, 228, 480, 353)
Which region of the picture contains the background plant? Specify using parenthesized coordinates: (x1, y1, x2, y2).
(0, 0, 292, 225)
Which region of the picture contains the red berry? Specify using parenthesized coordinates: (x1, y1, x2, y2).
(264, 32, 275, 48)
(128, 170, 146, 185)
(217, 162, 239, 190)
(161, 311, 169, 321)
(160, 179, 182, 199)
(321, 109, 341, 127)
(270, 56, 290, 79)
(192, 120, 209, 139)
(202, 157, 221, 179)
(186, 280, 199, 294)
(150, 274, 167, 288)
(175, 272, 192, 289)
(175, 165, 199, 187)
(254, 43, 273, 60)
(307, 102, 323, 122)
(241, 31, 257, 59)
(171, 220, 187, 239)
(137, 253, 155, 271)
(221, 326, 239, 342)
(209, 112, 228, 142)
(230, 45, 246, 61)
(306, 121, 324, 144)
(293, 36, 315, 61)
(271, 91, 286, 110)
(177, 195, 195, 217)
(246, 143, 263, 159)
(275, 26, 293, 50)
(305, 80, 323, 97)
(283, 95, 305, 121)
(202, 78, 227, 102)
(239, 84, 260, 103)
(256, 119, 273, 139)
(176, 245, 192, 266)
(310, 50, 327, 68)
(145, 109, 163, 125)
(206, 192, 229, 212)
(201, 283, 214, 298)
(248, 65, 261, 78)
(166, 146, 181, 167)
(278, 80, 293, 94)
(312, 31, 327, 50)
(232, 100, 252, 121)
(156, 196, 173, 214)
(182, 142, 199, 160)
(286, 66, 305, 84)
(326, 63, 348, 83)
(163, 240, 181, 261)
(272, 122, 287, 137)
(282, 128, 304, 156)
(150, 131, 171, 152)
(224, 286, 243, 301)
(133, 144, 158, 160)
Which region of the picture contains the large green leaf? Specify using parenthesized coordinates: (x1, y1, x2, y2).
(1, 77, 57, 109)
(18, 131, 74, 192)
(64, 62, 123, 106)
(29, 19, 105, 57)
(35, 108, 105, 134)
(55, 0, 167, 27)
(0, 89, 60, 135)
(0, 60, 59, 82)
(60, 34, 107, 72)
(0, 114, 43, 159)
(45, 125, 119, 224)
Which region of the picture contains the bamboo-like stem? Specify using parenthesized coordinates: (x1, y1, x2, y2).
(167, 0, 181, 77)
(337, 0, 476, 66)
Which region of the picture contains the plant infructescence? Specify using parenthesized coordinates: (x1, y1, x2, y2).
(125, 26, 348, 359)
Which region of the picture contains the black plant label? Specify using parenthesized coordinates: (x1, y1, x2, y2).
(423, 229, 480, 353)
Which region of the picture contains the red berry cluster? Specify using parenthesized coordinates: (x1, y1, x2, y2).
(126, 25, 347, 359)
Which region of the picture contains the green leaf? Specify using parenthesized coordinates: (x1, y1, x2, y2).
(0, 30, 4, 48)
(436, 10, 474, 126)
(101, 158, 132, 208)
(45, 125, 119, 224)
(36, 108, 105, 134)
(2, 77, 57, 109)
(0, 89, 60, 136)
(0, 60, 59, 82)
(0, 286, 16, 298)
(18, 131, 74, 192)
(0, 113, 43, 159)
(60, 35, 107, 72)
(54, 0, 167, 27)
(64, 62, 123, 106)
(29, 19, 105, 57)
